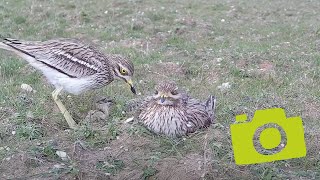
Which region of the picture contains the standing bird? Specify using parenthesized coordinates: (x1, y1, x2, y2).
(0, 38, 135, 129)
(137, 81, 216, 137)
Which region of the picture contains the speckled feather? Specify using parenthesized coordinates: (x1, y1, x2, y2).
(0, 38, 134, 94)
(136, 82, 216, 137)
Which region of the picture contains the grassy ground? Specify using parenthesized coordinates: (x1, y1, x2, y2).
(0, 0, 319, 179)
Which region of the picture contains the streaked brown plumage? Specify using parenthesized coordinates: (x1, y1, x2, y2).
(137, 81, 216, 137)
(0, 38, 136, 129)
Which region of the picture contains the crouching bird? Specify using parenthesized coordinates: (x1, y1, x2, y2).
(0, 38, 136, 129)
(137, 81, 216, 137)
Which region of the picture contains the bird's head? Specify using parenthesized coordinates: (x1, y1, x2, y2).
(153, 81, 181, 105)
(111, 55, 136, 94)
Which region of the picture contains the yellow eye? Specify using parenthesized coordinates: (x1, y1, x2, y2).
(121, 69, 127, 74)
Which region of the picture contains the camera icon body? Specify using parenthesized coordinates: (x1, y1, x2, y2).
(230, 108, 306, 165)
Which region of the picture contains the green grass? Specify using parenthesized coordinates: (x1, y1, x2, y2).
(0, 0, 319, 179)
(96, 158, 125, 175)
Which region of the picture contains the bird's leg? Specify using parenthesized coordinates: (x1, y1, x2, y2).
(52, 87, 77, 129)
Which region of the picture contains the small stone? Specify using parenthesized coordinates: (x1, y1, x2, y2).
(5, 147, 10, 151)
(0, 147, 4, 151)
(217, 82, 231, 91)
(124, 117, 134, 123)
(221, 19, 225, 22)
(103, 147, 111, 151)
(56, 151, 69, 161)
(216, 58, 223, 62)
(21, 84, 33, 92)
(54, 164, 65, 169)
(5, 157, 11, 161)
(11, 131, 16, 135)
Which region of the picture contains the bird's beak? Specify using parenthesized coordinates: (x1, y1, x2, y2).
(160, 95, 165, 103)
(126, 79, 136, 94)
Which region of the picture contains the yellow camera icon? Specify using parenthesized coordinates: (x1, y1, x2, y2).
(230, 108, 306, 165)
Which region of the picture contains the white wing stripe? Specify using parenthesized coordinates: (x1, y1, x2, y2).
(57, 51, 99, 71)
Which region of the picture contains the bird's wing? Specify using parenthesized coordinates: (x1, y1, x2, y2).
(185, 97, 213, 131)
(2, 38, 112, 78)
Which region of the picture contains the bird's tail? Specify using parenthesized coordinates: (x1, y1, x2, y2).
(205, 95, 216, 120)
(0, 38, 25, 53)
(0, 38, 37, 63)
(0, 40, 15, 51)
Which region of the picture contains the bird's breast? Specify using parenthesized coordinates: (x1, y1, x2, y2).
(139, 104, 189, 136)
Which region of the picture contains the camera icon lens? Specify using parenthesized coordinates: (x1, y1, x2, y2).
(253, 123, 287, 155)
(230, 108, 306, 165)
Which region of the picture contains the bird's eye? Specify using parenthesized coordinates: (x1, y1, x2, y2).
(121, 68, 127, 74)
(171, 91, 178, 95)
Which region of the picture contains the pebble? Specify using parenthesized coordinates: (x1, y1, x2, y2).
(103, 147, 111, 151)
(56, 151, 69, 161)
(124, 117, 134, 123)
(216, 57, 223, 62)
(54, 163, 65, 169)
(217, 82, 231, 91)
(20, 84, 33, 92)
